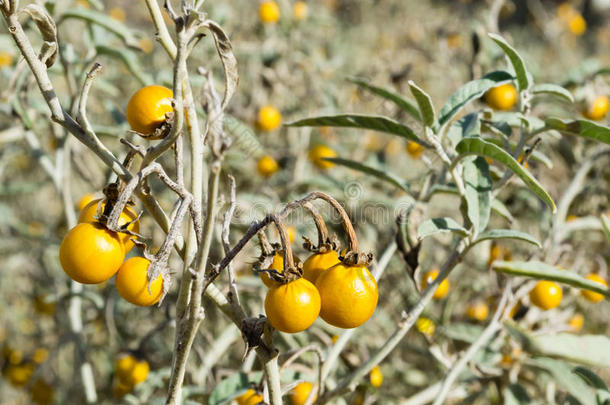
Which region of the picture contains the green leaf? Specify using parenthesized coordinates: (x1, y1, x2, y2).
(531, 83, 574, 103)
(488, 33, 531, 92)
(491, 199, 514, 222)
(208, 372, 255, 405)
(573, 367, 608, 390)
(492, 261, 609, 298)
(454, 137, 556, 212)
(438, 70, 513, 126)
(545, 118, 610, 146)
(442, 322, 485, 343)
(417, 217, 470, 240)
(323, 157, 410, 192)
(408, 81, 436, 127)
(503, 384, 534, 405)
(447, 113, 481, 148)
(483, 137, 553, 169)
(347, 77, 421, 121)
(601, 215, 610, 245)
(463, 157, 492, 235)
(286, 114, 426, 145)
(530, 336, 610, 368)
(95, 45, 151, 86)
(60, 9, 140, 48)
(474, 229, 541, 248)
(530, 358, 597, 405)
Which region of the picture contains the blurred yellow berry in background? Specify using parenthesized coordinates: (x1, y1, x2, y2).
(369, 365, 383, 387)
(582, 95, 609, 121)
(484, 83, 518, 110)
(115, 354, 150, 386)
(416, 317, 435, 336)
(259, 1, 280, 24)
(139, 37, 155, 54)
(30, 379, 54, 405)
(5, 362, 35, 387)
(33, 295, 56, 316)
(0, 52, 12, 68)
(331, 334, 339, 344)
(466, 301, 489, 322)
(236, 389, 264, 405)
(406, 141, 424, 159)
(257, 105, 282, 131)
(293, 1, 308, 20)
(580, 274, 607, 303)
(422, 269, 450, 299)
(33, 348, 49, 364)
(257, 155, 279, 178)
(568, 313, 584, 332)
(567, 13, 586, 36)
(529, 280, 562, 310)
(289, 381, 316, 405)
(309, 144, 337, 169)
(109, 7, 126, 22)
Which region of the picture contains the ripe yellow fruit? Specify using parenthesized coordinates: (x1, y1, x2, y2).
(78, 199, 140, 252)
(287, 226, 296, 244)
(416, 317, 435, 336)
(466, 301, 489, 321)
(4, 363, 35, 387)
(580, 274, 607, 303)
(484, 83, 518, 111)
(116, 257, 164, 306)
(568, 313, 584, 331)
(406, 141, 424, 159)
(0, 52, 12, 68)
(259, 1, 280, 24)
(302, 250, 340, 284)
(529, 280, 562, 310)
(369, 365, 383, 388)
(109, 7, 126, 22)
(33, 348, 49, 364)
(316, 263, 378, 328)
(582, 95, 609, 121)
(59, 222, 125, 284)
(289, 381, 316, 405)
(236, 389, 264, 405)
(309, 144, 338, 169)
(257, 105, 282, 131)
(115, 354, 149, 386)
(422, 269, 450, 299)
(30, 379, 54, 405)
(293, 1, 308, 20)
(568, 14, 586, 35)
(257, 155, 279, 178)
(76, 193, 97, 211)
(265, 278, 321, 333)
(260, 251, 301, 287)
(126, 85, 173, 136)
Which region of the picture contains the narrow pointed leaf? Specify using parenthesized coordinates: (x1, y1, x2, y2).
(60, 9, 140, 48)
(408, 81, 436, 126)
(491, 199, 514, 222)
(286, 114, 427, 145)
(602, 214, 610, 244)
(447, 112, 481, 148)
(205, 21, 239, 110)
(323, 157, 410, 192)
(531, 83, 574, 103)
(530, 358, 597, 405)
(488, 33, 531, 91)
(531, 336, 610, 368)
(503, 384, 532, 405)
(347, 77, 421, 120)
(475, 229, 540, 247)
(483, 137, 553, 168)
(417, 217, 470, 240)
(573, 367, 608, 390)
(438, 70, 513, 126)
(463, 157, 492, 235)
(455, 137, 556, 212)
(492, 261, 610, 297)
(96, 45, 151, 86)
(545, 118, 610, 145)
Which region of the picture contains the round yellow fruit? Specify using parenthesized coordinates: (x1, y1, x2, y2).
(115, 354, 149, 386)
(265, 278, 321, 333)
(580, 274, 607, 303)
(289, 381, 316, 405)
(59, 222, 125, 284)
(466, 301, 489, 321)
(116, 257, 164, 306)
(316, 263, 378, 328)
(582, 95, 609, 121)
(126, 85, 173, 137)
(529, 280, 562, 310)
(293, 1, 308, 20)
(309, 144, 337, 169)
(257, 105, 282, 131)
(302, 250, 340, 284)
(78, 199, 140, 252)
(259, 1, 280, 24)
(484, 83, 518, 111)
(369, 365, 383, 388)
(236, 389, 264, 405)
(260, 251, 301, 287)
(76, 193, 97, 211)
(257, 155, 279, 178)
(406, 141, 424, 159)
(422, 269, 450, 300)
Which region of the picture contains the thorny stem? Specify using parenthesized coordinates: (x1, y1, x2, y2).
(222, 175, 240, 306)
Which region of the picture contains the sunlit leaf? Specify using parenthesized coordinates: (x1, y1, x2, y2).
(474, 229, 541, 248)
(408, 81, 436, 127)
(463, 157, 491, 235)
(323, 157, 410, 192)
(530, 358, 596, 405)
(531, 83, 574, 103)
(488, 33, 531, 92)
(417, 217, 470, 240)
(347, 77, 421, 121)
(545, 118, 610, 145)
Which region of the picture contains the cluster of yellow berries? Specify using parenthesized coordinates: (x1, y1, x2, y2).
(260, 246, 378, 333)
(1, 345, 53, 404)
(235, 381, 316, 405)
(528, 273, 607, 311)
(113, 353, 150, 398)
(259, 1, 308, 24)
(59, 195, 163, 306)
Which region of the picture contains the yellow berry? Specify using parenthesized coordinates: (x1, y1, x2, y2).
(293, 1, 308, 20)
(580, 274, 607, 303)
(582, 95, 609, 121)
(406, 141, 424, 159)
(309, 144, 338, 169)
(257, 105, 282, 131)
(415, 317, 435, 336)
(259, 1, 280, 24)
(369, 365, 383, 388)
(257, 155, 279, 178)
(422, 269, 450, 299)
(529, 280, 562, 310)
